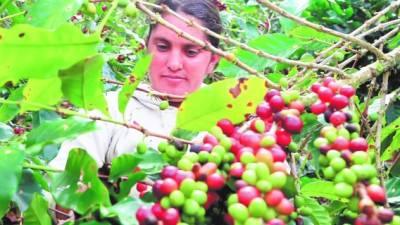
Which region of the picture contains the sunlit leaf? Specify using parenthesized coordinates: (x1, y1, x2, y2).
(177, 77, 268, 131)
(22, 193, 51, 225)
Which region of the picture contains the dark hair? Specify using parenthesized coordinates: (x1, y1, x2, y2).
(150, 0, 222, 48)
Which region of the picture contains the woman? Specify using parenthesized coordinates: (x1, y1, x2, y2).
(50, 0, 222, 169)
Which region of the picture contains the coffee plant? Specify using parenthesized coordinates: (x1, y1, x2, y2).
(1, 0, 400, 225)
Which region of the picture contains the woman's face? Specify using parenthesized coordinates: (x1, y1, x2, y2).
(147, 13, 219, 96)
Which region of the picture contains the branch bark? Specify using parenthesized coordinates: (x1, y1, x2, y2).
(257, 0, 391, 60)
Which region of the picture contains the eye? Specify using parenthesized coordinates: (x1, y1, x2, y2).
(185, 48, 200, 57)
(156, 43, 169, 52)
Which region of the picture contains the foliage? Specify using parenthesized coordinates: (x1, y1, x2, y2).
(0, 0, 399, 224)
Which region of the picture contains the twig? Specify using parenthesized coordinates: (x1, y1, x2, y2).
(337, 27, 400, 72)
(0, 11, 25, 22)
(102, 78, 186, 100)
(342, 45, 400, 86)
(139, 1, 347, 77)
(316, 0, 400, 62)
(256, 0, 389, 60)
(374, 72, 389, 201)
(0, 98, 197, 145)
(96, 0, 119, 36)
(359, 18, 400, 38)
(135, 1, 280, 89)
(289, 153, 300, 193)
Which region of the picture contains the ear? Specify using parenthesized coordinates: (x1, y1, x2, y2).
(206, 53, 220, 74)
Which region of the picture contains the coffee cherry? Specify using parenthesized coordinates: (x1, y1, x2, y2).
(269, 95, 286, 111)
(206, 173, 225, 190)
(265, 189, 284, 206)
(228, 203, 249, 222)
(276, 198, 295, 215)
(266, 218, 285, 225)
(159, 100, 169, 110)
(137, 141, 147, 154)
(169, 190, 185, 207)
(160, 178, 178, 195)
(339, 85, 356, 98)
(125, 3, 138, 18)
(349, 138, 368, 152)
(378, 208, 394, 223)
(248, 197, 268, 217)
(318, 87, 334, 102)
(334, 182, 353, 198)
(367, 184, 386, 204)
(162, 208, 180, 225)
(256, 102, 273, 119)
(330, 94, 349, 110)
(310, 102, 327, 114)
(282, 115, 303, 134)
(217, 119, 235, 136)
(329, 111, 346, 127)
(87, 3, 97, 14)
(238, 186, 261, 206)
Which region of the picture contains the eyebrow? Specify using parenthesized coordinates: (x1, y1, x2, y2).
(152, 37, 202, 49)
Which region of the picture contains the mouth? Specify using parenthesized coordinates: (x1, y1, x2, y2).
(161, 75, 186, 80)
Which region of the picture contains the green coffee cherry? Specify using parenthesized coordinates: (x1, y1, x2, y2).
(159, 100, 169, 110)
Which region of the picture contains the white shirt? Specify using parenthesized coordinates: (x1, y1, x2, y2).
(49, 87, 178, 170)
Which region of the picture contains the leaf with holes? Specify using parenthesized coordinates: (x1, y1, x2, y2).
(0, 24, 100, 85)
(50, 149, 111, 214)
(177, 77, 268, 131)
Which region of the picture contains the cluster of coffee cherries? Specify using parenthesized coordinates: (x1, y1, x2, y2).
(310, 78, 398, 225)
(135, 87, 308, 225)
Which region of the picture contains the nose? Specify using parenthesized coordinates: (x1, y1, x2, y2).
(166, 49, 183, 72)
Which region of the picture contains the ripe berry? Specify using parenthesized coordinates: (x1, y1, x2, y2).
(331, 137, 349, 151)
(162, 208, 180, 225)
(264, 89, 281, 101)
(206, 173, 225, 190)
(310, 102, 327, 115)
(136, 182, 148, 192)
(349, 138, 368, 152)
(256, 102, 273, 119)
(340, 85, 356, 98)
(367, 184, 386, 204)
(318, 87, 334, 102)
(289, 100, 305, 113)
(160, 178, 178, 195)
(269, 95, 286, 111)
(269, 145, 287, 162)
(101, 5, 107, 11)
(161, 166, 178, 179)
(282, 115, 303, 134)
(276, 129, 292, 147)
(311, 83, 322, 93)
(330, 94, 349, 110)
(117, 54, 125, 62)
(266, 218, 285, 225)
(264, 189, 284, 206)
(238, 186, 261, 206)
(329, 111, 346, 127)
(378, 208, 394, 223)
(13, 127, 25, 135)
(217, 119, 235, 136)
(276, 198, 295, 215)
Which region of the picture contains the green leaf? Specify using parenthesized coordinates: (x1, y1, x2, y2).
(22, 193, 51, 225)
(109, 154, 142, 182)
(0, 122, 13, 141)
(289, 26, 339, 51)
(118, 171, 146, 200)
(0, 86, 24, 122)
(302, 197, 332, 225)
(388, 31, 400, 50)
(118, 55, 152, 114)
(301, 180, 340, 201)
(137, 149, 166, 175)
(59, 55, 108, 115)
(26, 0, 84, 29)
(26, 117, 96, 154)
(20, 76, 63, 112)
(279, 0, 310, 32)
(50, 149, 111, 214)
(32, 110, 61, 128)
(0, 24, 100, 85)
(101, 197, 151, 225)
(177, 77, 268, 131)
(216, 34, 301, 77)
(385, 177, 400, 204)
(80, 221, 111, 225)
(12, 170, 42, 212)
(0, 146, 24, 217)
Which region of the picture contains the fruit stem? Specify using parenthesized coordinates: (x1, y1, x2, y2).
(96, 0, 119, 37)
(289, 153, 300, 193)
